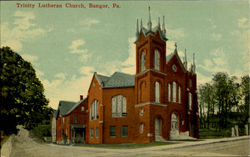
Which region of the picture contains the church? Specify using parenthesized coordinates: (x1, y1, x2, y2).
(55, 7, 199, 144)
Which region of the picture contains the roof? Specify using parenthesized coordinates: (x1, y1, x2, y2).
(95, 72, 135, 88)
(56, 98, 87, 117)
(136, 26, 168, 42)
(64, 98, 87, 115)
(57, 100, 76, 117)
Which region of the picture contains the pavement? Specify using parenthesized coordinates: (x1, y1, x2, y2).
(1, 127, 249, 157)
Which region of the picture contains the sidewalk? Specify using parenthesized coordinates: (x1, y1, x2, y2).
(141, 135, 250, 151)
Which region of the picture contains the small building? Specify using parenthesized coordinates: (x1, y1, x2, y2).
(55, 7, 199, 144)
(55, 97, 88, 144)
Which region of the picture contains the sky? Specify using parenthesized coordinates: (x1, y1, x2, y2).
(1, 0, 249, 109)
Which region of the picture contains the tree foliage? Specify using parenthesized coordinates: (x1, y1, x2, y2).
(198, 72, 249, 131)
(0, 47, 52, 135)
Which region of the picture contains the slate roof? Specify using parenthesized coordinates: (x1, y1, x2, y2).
(57, 100, 76, 117)
(56, 98, 87, 118)
(64, 98, 87, 115)
(96, 72, 135, 88)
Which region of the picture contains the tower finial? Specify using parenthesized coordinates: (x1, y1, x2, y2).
(158, 17, 161, 29)
(140, 18, 143, 31)
(174, 42, 178, 54)
(193, 53, 196, 72)
(136, 19, 139, 37)
(148, 6, 152, 31)
(184, 48, 187, 69)
(162, 16, 166, 35)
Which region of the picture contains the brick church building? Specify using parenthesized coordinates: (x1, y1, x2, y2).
(55, 7, 199, 144)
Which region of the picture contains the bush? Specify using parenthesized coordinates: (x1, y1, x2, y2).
(31, 124, 51, 140)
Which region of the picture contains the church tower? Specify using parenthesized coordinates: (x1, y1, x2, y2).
(134, 7, 169, 142)
(135, 7, 168, 105)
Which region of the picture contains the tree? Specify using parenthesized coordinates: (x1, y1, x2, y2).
(239, 75, 250, 124)
(0, 47, 52, 135)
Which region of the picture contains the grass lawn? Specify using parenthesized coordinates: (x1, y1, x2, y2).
(76, 141, 180, 149)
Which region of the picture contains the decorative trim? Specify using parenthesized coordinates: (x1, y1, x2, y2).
(135, 102, 167, 107)
(136, 69, 167, 77)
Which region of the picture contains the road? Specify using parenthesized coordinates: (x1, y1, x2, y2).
(2, 127, 249, 157)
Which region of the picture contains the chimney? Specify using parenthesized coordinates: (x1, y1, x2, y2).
(80, 95, 83, 100)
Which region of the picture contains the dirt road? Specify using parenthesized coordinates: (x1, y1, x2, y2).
(1, 127, 249, 157)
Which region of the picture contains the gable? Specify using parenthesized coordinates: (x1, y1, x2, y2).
(166, 52, 187, 73)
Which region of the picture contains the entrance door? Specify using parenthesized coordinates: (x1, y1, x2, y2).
(171, 113, 179, 133)
(155, 118, 161, 136)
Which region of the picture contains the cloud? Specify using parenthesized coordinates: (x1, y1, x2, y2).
(69, 39, 88, 54)
(0, 11, 49, 52)
(197, 72, 211, 86)
(79, 66, 95, 75)
(36, 69, 44, 77)
(21, 53, 38, 63)
(42, 69, 94, 109)
(55, 73, 66, 80)
(238, 17, 249, 29)
(69, 39, 90, 62)
(121, 37, 136, 74)
(14, 11, 35, 30)
(198, 48, 228, 73)
(1, 40, 22, 52)
(80, 18, 99, 29)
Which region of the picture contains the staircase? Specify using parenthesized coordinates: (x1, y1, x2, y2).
(169, 131, 196, 140)
(155, 135, 167, 142)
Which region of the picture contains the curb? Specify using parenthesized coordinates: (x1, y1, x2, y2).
(155, 136, 250, 151)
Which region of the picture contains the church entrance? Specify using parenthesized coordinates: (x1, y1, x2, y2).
(155, 118, 161, 136)
(171, 113, 179, 133)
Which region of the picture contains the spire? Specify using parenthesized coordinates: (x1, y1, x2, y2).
(193, 53, 196, 73)
(162, 16, 166, 35)
(136, 19, 139, 37)
(147, 6, 152, 31)
(140, 18, 143, 31)
(174, 42, 178, 54)
(158, 17, 161, 29)
(184, 48, 187, 69)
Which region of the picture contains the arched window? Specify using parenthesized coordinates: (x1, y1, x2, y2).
(141, 51, 145, 72)
(154, 50, 160, 70)
(90, 100, 98, 120)
(178, 86, 181, 103)
(172, 82, 177, 102)
(139, 123, 144, 134)
(189, 92, 192, 110)
(155, 81, 160, 103)
(168, 83, 171, 102)
(112, 95, 127, 117)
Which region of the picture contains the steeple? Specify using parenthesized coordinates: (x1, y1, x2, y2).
(193, 53, 196, 73)
(158, 17, 161, 29)
(147, 6, 152, 31)
(140, 18, 143, 31)
(136, 19, 139, 37)
(162, 16, 166, 35)
(184, 48, 187, 69)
